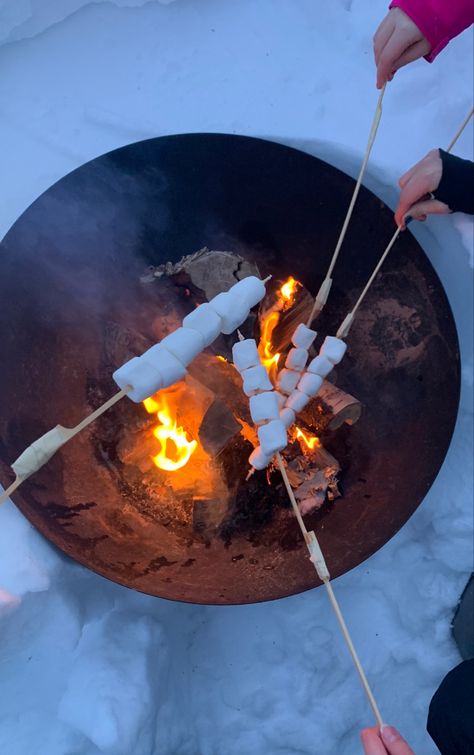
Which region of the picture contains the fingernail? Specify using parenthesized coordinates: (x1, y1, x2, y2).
(381, 725, 399, 744)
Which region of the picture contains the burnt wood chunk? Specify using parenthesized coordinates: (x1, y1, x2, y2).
(199, 399, 242, 457)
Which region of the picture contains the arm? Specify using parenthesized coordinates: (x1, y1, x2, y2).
(373, 1, 474, 88)
(395, 149, 474, 227)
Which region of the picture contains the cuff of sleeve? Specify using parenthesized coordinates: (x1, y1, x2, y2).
(389, 0, 438, 60)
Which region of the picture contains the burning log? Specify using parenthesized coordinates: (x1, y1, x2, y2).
(313, 380, 362, 431)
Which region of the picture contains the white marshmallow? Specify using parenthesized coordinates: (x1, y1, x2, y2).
(231, 276, 266, 309)
(307, 354, 333, 378)
(286, 389, 310, 413)
(12, 426, 67, 480)
(298, 372, 323, 398)
(280, 407, 296, 429)
(208, 292, 249, 334)
(249, 391, 280, 425)
(160, 327, 205, 366)
(249, 446, 272, 470)
(182, 303, 222, 345)
(232, 338, 260, 372)
(285, 347, 308, 372)
(258, 419, 288, 456)
(242, 364, 273, 396)
(141, 344, 187, 387)
(277, 368, 300, 395)
(275, 391, 286, 409)
(113, 357, 164, 402)
(320, 336, 347, 365)
(292, 323, 317, 350)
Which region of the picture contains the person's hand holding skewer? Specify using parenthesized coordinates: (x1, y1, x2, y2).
(395, 148, 450, 228)
(373, 7, 431, 89)
(361, 725, 415, 754)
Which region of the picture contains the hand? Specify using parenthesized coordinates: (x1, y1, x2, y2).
(395, 149, 450, 228)
(373, 8, 431, 89)
(361, 725, 415, 754)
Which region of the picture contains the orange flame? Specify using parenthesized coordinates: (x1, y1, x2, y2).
(143, 395, 197, 472)
(258, 276, 302, 381)
(295, 427, 321, 451)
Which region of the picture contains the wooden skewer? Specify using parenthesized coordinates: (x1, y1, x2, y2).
(306, 84, 387, 326)
(334, 106, 474, 340)
(0, 388, 127, 506)
(275, 451, 384, 727)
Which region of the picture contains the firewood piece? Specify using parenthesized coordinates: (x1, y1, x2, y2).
(199, 399, 241, 457)
(313, 380, 362, 431)
(268, 286, 315, 353)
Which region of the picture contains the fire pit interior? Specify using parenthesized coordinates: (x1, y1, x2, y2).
(0, 134, 460, 604)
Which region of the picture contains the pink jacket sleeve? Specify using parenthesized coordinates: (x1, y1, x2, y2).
(389, 0, 474, 60)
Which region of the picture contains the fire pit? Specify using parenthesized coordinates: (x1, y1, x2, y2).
(0, 134, 460, 604)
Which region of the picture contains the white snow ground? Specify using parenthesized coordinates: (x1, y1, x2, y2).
(0, 1, 472, 753)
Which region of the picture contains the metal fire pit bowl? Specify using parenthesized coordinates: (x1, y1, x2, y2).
(0, 134, 460, 604)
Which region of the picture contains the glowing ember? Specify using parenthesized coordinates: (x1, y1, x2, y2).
(143, 394, 197, 472)
(258, 276, 302, 381)
(294, 427, 321, 451)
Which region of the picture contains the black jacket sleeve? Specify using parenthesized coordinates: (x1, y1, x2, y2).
(436, 150, 474, 215)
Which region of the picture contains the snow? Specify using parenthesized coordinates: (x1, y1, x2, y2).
(0, 1, 472, 753)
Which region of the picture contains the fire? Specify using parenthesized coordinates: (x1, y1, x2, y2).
(258, 276, 302, 381)
(143, 394, 197, 472)
(294, 427, 321, 451)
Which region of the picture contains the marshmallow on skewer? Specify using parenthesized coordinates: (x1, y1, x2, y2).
(280, 406, 296, 429)
(160, 327, 205, 366)
(208, 292, 249, 335)
(285, 347, 308, 372)
(12, 426, 67, 480)
(258, 419, 288, 456)
(232, 338, 261, 371)
(275, 391, 286, 410)
(249, 446, 272, 471)
(277, 368, 300, 396)
(242, 364, 273, 396)
(320, 336, 347, 365)
(231, 276, 267, 309)
(141, 344, 187, 384)
(182, 303, 222, 345)
(292, 323, 317, 350)
(298, 372, 323, 398)
(308, 354, 333, 378)
(249, 391, 280, 425)
(113, 357, 165, 402)
(285, 390, 310, 413)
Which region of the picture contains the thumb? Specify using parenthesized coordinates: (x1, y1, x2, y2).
(381, 725, 415, 754)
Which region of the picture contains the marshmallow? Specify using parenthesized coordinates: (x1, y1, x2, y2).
(232, 338, 261, 372)
(280, 406, 296, 429)
(12, 426, 67, 480)
(249, 446, 272, 470)
(113, 357, 164, 402)
(292, 323, 317, 350)
(208, 292, 249, 335)
(249, 391, 280, 425)
(258, 419, 288, 456)
(231, 276, 266, 309)
(320, 336, 347, 365)
(141, 344, 187, 387)
(183, 303, 222, 345)
(298, 372, 323, 398)
(275, 391, 286, 410)
(285, 389, 310, 413)
(242, 364, 273, 396)
(307, 355, 333, 378)
(285, 347, 308, 372)
(160, 327, 205, 366)
(277, 368, 300, 395)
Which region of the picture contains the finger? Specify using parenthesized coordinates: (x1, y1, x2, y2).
(373, 15, 394, 66)
(360, 728, 388, 755)
(406, 198, 451, 220)
(395, 174, 433, 224)
(377, 28, 417, 87)
(391, 38, 431, 73)
(381, 725, 415, 754)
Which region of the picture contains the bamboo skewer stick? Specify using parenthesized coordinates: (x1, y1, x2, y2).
(0, 389, 127, 506)
(275, 451, 384, 727)
(306, 84, 387, 326)
(335, 106, 474, 340)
